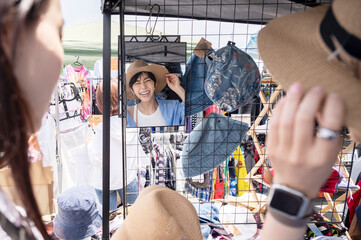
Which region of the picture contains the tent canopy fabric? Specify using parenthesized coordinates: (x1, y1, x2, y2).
(62, 21, 195, 69)
(62, 21, 120, 69)
(64, 0, 332, 69)
(102, 0, 332, 24)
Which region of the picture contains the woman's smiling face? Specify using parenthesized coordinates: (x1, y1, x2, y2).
(131, 72, 156, 102)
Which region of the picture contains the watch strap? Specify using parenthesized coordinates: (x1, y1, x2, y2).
(304, 198, 316, 218)
(267, 184, 316, 227)
(268, 205, 314, 228)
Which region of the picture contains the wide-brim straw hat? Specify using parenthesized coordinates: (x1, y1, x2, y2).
(258, 0, 361, 131)
(126, 59, 169, 100)
(111, 185, 202, 240)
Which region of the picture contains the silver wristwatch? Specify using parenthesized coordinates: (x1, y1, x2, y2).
(267, 184, 316, 226)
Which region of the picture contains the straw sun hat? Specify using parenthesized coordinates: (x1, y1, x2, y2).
(126, 59, 169, 100)
(258, 0, 361, 131)
(111, 185, 202, 240)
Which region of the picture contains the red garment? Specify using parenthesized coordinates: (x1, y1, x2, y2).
(205, 105, 222, 117)
(214, 167, 225, 199)
(261, 168, 275, 184)
(347, 180, 361, 224)
(320, 169, 340, 193)
(254, 145, 260, 163)
(262, 168, 339, 194)
(254, 146, 262, 175)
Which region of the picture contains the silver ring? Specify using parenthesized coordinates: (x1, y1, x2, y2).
(316, 127, 340, 141)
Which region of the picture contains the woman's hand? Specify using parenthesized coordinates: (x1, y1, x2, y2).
(166, 73, 185, 102)
(166, 73, 181, 91)
(267, 82, 345, 199)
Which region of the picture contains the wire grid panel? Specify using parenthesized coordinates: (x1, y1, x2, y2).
(114, 1, 355, 239)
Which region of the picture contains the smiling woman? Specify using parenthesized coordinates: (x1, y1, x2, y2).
(126, 59, 185, 128)
(0, 0, 63, 239)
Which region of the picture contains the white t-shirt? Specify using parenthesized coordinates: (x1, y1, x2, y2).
(93, 58, 119, 79)
(87, 116, 149, 190)
(134, 104, 167, 127)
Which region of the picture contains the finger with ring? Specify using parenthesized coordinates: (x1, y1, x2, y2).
(316, 127, 340, 141)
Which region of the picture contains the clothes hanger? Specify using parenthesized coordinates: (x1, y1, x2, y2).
(146, 4, 160, 36)
(49, 82, 82, 105)
(125, 4, 185, 63)
(71, 56, 83, 68)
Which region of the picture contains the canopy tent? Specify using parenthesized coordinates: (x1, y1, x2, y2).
(101, 0, 332, 24)
(62, 21, 134, 69)
(63, 0, 333, 70)
(62, 21, 196, 69)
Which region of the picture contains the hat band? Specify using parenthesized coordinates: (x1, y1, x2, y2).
(320, 7, 361, 60)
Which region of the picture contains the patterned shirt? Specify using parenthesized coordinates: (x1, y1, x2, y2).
(63, 65, 92, 119)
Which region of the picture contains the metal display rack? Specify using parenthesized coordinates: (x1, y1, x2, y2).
(98, 1, 352, 239)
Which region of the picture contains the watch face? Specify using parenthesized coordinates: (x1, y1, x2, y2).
(270, 189, 303, 216)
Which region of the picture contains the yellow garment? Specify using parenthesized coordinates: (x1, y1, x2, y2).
(212, 168, 217, 199)
(234, 146, 250, 197)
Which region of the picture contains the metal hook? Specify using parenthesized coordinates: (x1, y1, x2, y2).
(145, 4, 160, 36)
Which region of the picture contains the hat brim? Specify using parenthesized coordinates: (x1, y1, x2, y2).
(258, 5, 361, 131)
(110, 185, 202, 240)
(53, 212, 102, 240)
(182, 113, 249, 178)
(126, 64, 169, 100)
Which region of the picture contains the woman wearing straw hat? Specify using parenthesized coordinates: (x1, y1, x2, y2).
(257, 0, 361, 239)
(126, 59, 185, 127)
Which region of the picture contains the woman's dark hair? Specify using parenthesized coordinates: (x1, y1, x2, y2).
(129, 71, 156, 90)
(0, 1, 51, 239)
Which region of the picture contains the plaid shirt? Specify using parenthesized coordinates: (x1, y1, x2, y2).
(185, 181, 211, 202)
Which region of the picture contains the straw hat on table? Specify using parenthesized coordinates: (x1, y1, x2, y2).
(111, 185, 202, 240)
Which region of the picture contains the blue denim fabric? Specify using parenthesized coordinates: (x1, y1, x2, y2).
(95, 178, 139, 211)
(193, 203, 220, 240)
(53, 186, 102, 240)
(200, 225, 212, 240)
(193, 203, 220, 224)
(205, 43, 261, 112)
(127, 97, 184, 127)
(182, 112, 248, 178)
(182, 113, 248, 178)
(184, 54, 214, 116)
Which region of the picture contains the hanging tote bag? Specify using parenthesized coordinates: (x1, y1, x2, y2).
(234, 146, 250, 197)
(214, 166, 225, 199)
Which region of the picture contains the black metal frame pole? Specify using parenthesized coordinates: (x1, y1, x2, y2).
(118, 0, 128, 219)
(102, 11, 111, 240)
